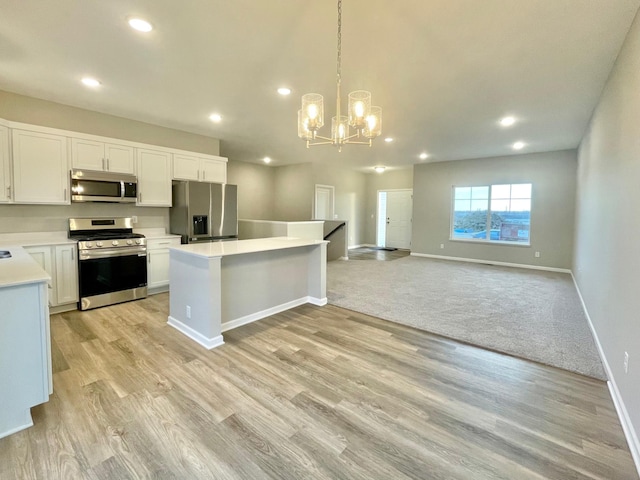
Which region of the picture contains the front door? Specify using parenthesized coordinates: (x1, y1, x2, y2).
(385, 190, 412, 249)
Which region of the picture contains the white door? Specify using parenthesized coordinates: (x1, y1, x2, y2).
(55, 245, 79, 305)
(136, 148, 172, 206)
(385, 190, 413, 249)
(314, 184, 334, 220)
(105, 143, 135, 174)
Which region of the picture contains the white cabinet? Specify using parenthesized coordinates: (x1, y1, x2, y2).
(173, 153, 227, 183)
(55, 245, 79, 305)
(147, 237, 181, 291)
(25, 244, 78, 308)
(71, 138, 135, 174)
(0, 280, 51, 438)
(12, 129, 69, 205)
(0, 126, 10, 203)
(137, 148, 172, 207)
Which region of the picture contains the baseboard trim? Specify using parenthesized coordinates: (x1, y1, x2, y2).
(409, 252, 571, 273)
(0, 413, 33, 440)
(221, 296, 327, 333)
(571, 274, 640, 476)
(167, 316, 224, 350)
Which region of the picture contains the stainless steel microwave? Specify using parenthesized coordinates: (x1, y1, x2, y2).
(70, 169, 137, 203)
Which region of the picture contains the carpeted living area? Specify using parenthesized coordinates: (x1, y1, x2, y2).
(327, 254, 606, 380)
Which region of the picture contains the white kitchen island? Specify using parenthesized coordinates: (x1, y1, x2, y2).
(0, 246, 52, 439)
(167, 237, 328, 349)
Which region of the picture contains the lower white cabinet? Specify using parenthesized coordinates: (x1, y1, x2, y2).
(25, 244, 78, 308)
(147, 237, 181, 290)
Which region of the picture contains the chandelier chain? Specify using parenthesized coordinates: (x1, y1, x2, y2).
(336, 0, 342, 81)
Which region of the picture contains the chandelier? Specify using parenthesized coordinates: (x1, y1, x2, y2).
(297, 0, 382, 152)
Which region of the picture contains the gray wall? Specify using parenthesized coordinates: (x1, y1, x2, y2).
(312, 163, 367, 247)
(412, 151, 577, 269)
(272, 163, 314, 222)
(574, 8, 640, 451)
(0, 90, 220, 155)
(365, 167, 414, 245)
(227, 160, 275, 220)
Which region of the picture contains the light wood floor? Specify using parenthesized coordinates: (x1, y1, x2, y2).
(348, 247, 410, 261)
(1, 294, 637, 479)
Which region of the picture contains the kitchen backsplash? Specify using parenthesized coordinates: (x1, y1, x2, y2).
(0, 204, 169, 233)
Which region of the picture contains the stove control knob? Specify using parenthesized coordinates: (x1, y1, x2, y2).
(135, 239, 142, 245)
(86, 242, 93, 248)
(96, 241, 103, 248)
(126, 239, 133, 245)
(112, 240, 119, 246)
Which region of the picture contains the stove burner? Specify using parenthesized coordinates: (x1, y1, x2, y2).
(71, 232, 146, 241)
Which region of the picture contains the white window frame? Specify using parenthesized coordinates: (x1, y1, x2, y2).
(450, 183, 532, 246)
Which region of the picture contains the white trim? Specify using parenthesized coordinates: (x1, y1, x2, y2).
(571, 274, 640, 476)
(409, 252, 571, 273)
(221, 296, 327, 333)
(167, 316, 225, 350)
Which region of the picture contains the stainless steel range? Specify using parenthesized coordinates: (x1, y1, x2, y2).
(69, 217, 147, 310)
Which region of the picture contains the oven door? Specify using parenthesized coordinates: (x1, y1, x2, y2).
(78, 248, 147, 309)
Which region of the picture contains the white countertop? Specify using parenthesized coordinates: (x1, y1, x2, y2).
(0, 230, 179, 247)
(171, 237, 328, 259)
(0, 246, 50, 288)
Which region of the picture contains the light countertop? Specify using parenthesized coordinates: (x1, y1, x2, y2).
(171, 237, 328, 259)
(0, 246, 50, 288)
(0, 230, 179, 248)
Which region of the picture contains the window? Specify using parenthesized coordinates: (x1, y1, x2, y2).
(451, 183, 531, 244)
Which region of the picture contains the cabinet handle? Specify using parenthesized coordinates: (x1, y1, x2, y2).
(148, 254, 151, 264)
(197, 170, 200, 181)
(106, 158, 110, 171)
(64, 188, 67, 201)
(71, 249, 74, 261)
(6, 186, 10, 199)
(203, 170, 206, 180)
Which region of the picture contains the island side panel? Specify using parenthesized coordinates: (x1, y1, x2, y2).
(168, 250, 223, 349)
(307, 242, 327, 304)
(220, 244, 322, 329)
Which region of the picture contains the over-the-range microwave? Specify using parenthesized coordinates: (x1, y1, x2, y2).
(70, 169, 137, 203)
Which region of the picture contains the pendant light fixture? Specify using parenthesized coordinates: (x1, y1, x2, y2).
(298, 0, 382, 152)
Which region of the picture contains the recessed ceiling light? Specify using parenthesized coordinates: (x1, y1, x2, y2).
(263, 157, 272, 164)
(384, 137, 393, 143)
(500, 116, 516, 127)
(513, 141, 525, 150)
(277, 87, 291, 96)
(128, 18, 153, 32)
(419, 152, 428, 160)
(209, 113, 222, 123)
(81, 77, 101, 87)
(374, 166, 385, 173)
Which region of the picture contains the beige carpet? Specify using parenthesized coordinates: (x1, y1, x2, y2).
(327, 255, 606, 380)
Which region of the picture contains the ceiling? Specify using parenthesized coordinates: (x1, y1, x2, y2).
(1, 0, 638, 172)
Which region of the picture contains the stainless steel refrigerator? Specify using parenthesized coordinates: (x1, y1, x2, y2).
(170, 181, 238, 243)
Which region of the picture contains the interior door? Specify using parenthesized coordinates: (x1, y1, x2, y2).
(385, 190, 413, 249)
(314, 184, 335, 220)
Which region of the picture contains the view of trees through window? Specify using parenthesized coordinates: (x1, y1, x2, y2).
(452, 184, 532, 244)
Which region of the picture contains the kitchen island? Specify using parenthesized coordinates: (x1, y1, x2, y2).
(167, 237, 328, 349)
(0, 246, 52, 439)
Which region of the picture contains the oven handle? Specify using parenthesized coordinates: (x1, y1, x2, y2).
(79, 247, 147, 260)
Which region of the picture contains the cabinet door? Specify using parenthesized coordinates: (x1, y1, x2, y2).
(13, 130, 69, 205)
(105, 143, 135, 174)
(147, 248, 170, 288)
(55, 245, 79, 305)
(25, 246, 55, 306)
(0, 126, 10, 203)
(137, 148, 172, 206)
(201, 157, 227, 183)
(172, 153, 200, 181)
(71, 138, 105, 171)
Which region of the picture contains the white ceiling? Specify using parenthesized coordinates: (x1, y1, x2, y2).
(1, 0, 638, 171)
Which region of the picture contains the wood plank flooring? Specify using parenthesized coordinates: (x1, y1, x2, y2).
(0, 294, 637, 479)
(347, 247, 410, 261)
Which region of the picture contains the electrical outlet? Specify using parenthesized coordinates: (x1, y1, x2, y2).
(624, 351, 629, 373)
(132, 215, 138, 224)
(440, 244, 444, 249)
(534, 251, 540, 258)
(186, 305, 191, 319)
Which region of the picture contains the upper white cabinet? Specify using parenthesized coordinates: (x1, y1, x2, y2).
(12, 129, 69, 205)
(71, 138, 135, 174)
(137, 148, 172, 207)
(173, 153, 227, 183)
(0, 126, 10, 203)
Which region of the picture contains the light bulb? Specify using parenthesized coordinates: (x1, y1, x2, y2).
(307, 104, 318, 120)
(366, 115, 377, 130)
(354, 101, 365, 118)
